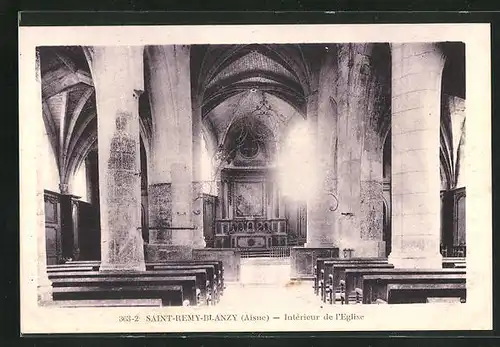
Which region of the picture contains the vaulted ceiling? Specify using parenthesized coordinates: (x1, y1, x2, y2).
(38, 46, 153, 186)
(191, 44, 317, 152)
(38, 43, 466, 190)
(439, 42, 467, 190)
(38, 46, 96, 186)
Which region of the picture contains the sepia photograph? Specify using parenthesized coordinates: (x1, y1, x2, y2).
(19, 23, 492, 333)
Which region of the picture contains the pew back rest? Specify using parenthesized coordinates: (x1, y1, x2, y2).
(51, 275, 199, 304)
(52, 284, 185, 306)
(148, 262, 223, 285)
(315, 257, 388, 280)
(362, 273, 466, 304)
(151, 265, 217, 291)
(325, 262, 394, 292)
(47, 266, 98, 272)
(387, 282, 466, 304)
(345, 268, 466, 293)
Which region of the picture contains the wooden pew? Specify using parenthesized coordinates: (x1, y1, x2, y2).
(148, 260, 224, 289)
(314, 256, 465, 290)
(343, 267, 465, 304)
(66, 260, 224, 287)
(314, 256, 466, 297)
(54, 260, 222, 305)
(48, 268, 211, 305)
(147, 265, 217, 304)
(323, 261, 394, 304)
(64, 260, 225, 297)
(148, 261, 223, 299)
(442, 257, 466, 268)
(314, 257, 387, 296)
(51, 298, 163, 307)
(361, 273, 466, 304)
(51, 275, 198, 306)
(52, 284, 184, 306)
(47, 266, 99, 272)
(387, 283, 466, 304)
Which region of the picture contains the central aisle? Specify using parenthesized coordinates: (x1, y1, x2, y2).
(217, 257, 322, 309)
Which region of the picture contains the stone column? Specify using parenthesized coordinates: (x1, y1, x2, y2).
(335, 43, 386, 257)
(305, 89, 336, 247)
(87, 46, 146, 271)
(146, 45, 195, 258)
(192, 97, 206, 248)
(306, 46, 338, 248)
(388, 43, 445, 269)
(35, 49, 52, 302)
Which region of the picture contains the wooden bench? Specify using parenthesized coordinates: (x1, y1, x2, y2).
(361, 273, 466, 304)
(47, 266, 99, 272)
(387, 283, 466, 304)
(50, 298, 163, 307)
(52, 261, 222, 305)
(313, 257, 387, 295)
(63, 260, 224, 298)
(442, 257, 466, 268)
(322, 262, 394, 304)
(66, 260, 224, 286)
(147, 266, 217, 304)
(314, 256, 466, 294)
(149, 262, 224, 300)
(48, 268, 211, 305)
(343, 268, 466, 304)
(52, 284, 184, 306)
(51, 275, 198, 306)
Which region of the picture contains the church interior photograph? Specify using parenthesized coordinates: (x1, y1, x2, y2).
(36, 42, 466, 307)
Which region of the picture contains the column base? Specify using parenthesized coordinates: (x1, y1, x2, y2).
(145, 244, 193, 261)
(192, 235, 206, 249)
(99, 262, 146, 272)
(304, 242, 336, 248)
(388, 251, 443, 269)
(37, 282, 53, 305)
(339, 240, 386, 258)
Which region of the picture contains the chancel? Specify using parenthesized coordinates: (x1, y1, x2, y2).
(36, 42, 466, 307)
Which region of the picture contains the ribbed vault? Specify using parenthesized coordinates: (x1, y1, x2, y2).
(192, 44, 311, 158)
(38, 46, 152, 189)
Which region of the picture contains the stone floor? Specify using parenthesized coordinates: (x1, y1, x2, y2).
(217, 257, 322, 309)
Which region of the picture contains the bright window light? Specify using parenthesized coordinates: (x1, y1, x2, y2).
(278, 121, 318, 200)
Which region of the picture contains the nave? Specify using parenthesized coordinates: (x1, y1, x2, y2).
(35, 42, 468, 309)
(45, 253, 466, 308)
(217, 258, 320, 309)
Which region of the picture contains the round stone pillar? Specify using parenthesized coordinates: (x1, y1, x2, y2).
(335, 43, 386, 257)
(388, 43, 445, 269)
(145, 45, 196, 258)
(87, 46, 146, 271)
(192, 97, 206, 248)
(305, 89, 336, 247)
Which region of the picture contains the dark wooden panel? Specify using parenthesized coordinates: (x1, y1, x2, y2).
(203, 194, 216, 248)
(45, 226, 61, 265)
(77, 201, 101, 261)
(44, 191, 62, 264)
(454, 188, 466, 247)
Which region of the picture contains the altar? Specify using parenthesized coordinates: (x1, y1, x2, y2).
(214, 218, 288, 248)
(213, 167, 289, 249)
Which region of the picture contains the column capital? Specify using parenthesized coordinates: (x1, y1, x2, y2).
(59, 183, 69, 195)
